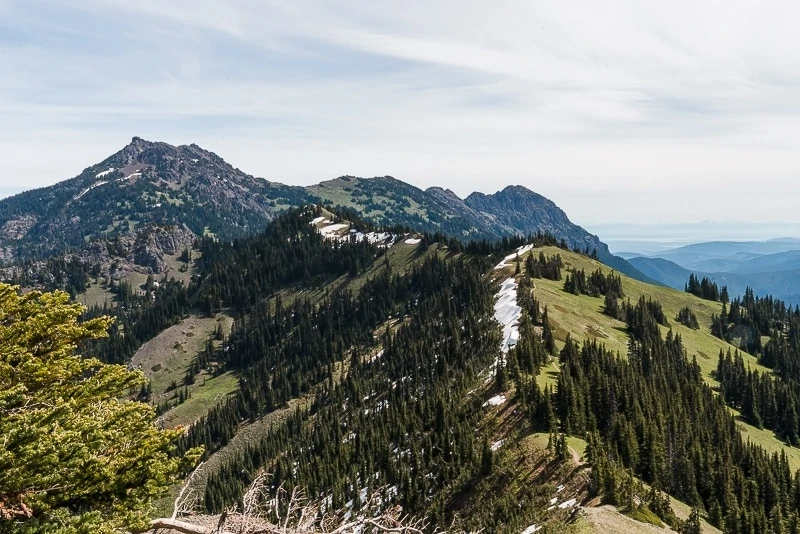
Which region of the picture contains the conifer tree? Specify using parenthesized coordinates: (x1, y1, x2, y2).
(0, 283, 198, 533)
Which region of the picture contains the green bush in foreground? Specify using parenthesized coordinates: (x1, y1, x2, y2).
(0, 283, 199, 533)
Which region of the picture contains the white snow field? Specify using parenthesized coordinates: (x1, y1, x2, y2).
(318, 223, 349, 235)
(494, 277, 522, 354)
(483, 394, 506, 407)
(494, 243, 535, 270)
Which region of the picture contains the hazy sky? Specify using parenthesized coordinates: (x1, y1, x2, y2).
(2, 1, 800, 225)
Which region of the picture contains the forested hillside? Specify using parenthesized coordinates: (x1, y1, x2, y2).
(9, 202, 800, 533)
(159, 212, 800, 531)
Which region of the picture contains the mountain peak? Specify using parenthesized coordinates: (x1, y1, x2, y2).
(425, 186, 464, 203)
(125, 135, 165, 152)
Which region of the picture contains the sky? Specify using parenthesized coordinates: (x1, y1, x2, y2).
(2, 0, 800, 226)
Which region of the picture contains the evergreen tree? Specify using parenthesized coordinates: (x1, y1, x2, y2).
(0, 283, 198, 533)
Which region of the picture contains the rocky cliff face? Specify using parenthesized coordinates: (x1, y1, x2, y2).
(0, 223, 198, 299)
(464, 186, 604, 252)
(130, 225, 197, 273)
(462, 186, 651, 280)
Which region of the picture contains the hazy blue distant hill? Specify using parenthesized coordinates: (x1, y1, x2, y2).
(629, 238, 800, 303)
(730, 249, 800, 274)
(654, 239, 800, 271)
(627, 257, 694, 289)
(629, 256, 800, 305)
(590, 221, 800, 255)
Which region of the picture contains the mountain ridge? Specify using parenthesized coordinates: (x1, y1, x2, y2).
(0, 137, 651, 283)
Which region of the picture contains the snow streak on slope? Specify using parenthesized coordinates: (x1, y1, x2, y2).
(490, 244, 535, 376)
(73, 180, 109, 201)
(495, 243, 535, 270)
(494, 277, 522, 354)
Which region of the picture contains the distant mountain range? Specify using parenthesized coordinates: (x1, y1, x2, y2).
(592, 221, 800, 255)
(0, 137, 649, 281)
(627, 239, 800, 304)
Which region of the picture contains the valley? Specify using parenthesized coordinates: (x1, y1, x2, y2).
(623, 239, 800, 305)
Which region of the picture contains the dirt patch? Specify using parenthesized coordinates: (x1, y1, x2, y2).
(582, 505, 672, 533)
(585, 324, 608, 339)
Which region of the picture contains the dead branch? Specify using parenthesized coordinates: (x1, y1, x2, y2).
(150, 517, 230, 534)
(150, 471, 437, 534)
(172, 461, 205, 520)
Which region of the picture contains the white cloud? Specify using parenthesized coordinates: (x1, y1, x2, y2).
(2, 1, 800, 224)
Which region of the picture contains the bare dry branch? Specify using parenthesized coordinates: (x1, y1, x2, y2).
(150, 472, 437, 534)
(150, 517, 228, 534)
(173, 461, 205, 520)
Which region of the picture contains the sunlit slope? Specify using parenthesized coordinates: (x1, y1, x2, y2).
(511, 246, 800, 469)
(524, 246, 769, 381)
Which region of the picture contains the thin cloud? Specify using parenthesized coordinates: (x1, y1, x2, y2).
(1, 1, 800, 224)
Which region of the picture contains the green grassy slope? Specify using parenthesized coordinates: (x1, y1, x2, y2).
(520, 246, 769, 382)
(501, 246, 800, 470)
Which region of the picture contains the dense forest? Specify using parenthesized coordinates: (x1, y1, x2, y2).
(549, 284, 800, 532)
(76, 208, 575, 531)
(705, 282, 800, 453)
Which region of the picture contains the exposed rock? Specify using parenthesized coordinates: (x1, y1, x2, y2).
(1, 215, 37, 241)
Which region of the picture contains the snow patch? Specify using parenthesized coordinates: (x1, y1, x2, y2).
(311, 218, 395, 247)
(558, 498, 577, 509)
(95, 168, 115, 178)
(354, 231, 392, 245)
(73, 180, 109, 201)
(491, 439, 504, 451)
(494, 277, 522, 354)
(521, 525, 541, 534)
(344, 487, 370, 510)
(494, 243, 535, 270)
(319, 223, 349, 235)
(122, 172, 141, 181)
(483, 394, 506, 407)
(404, 238, 421, 245)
